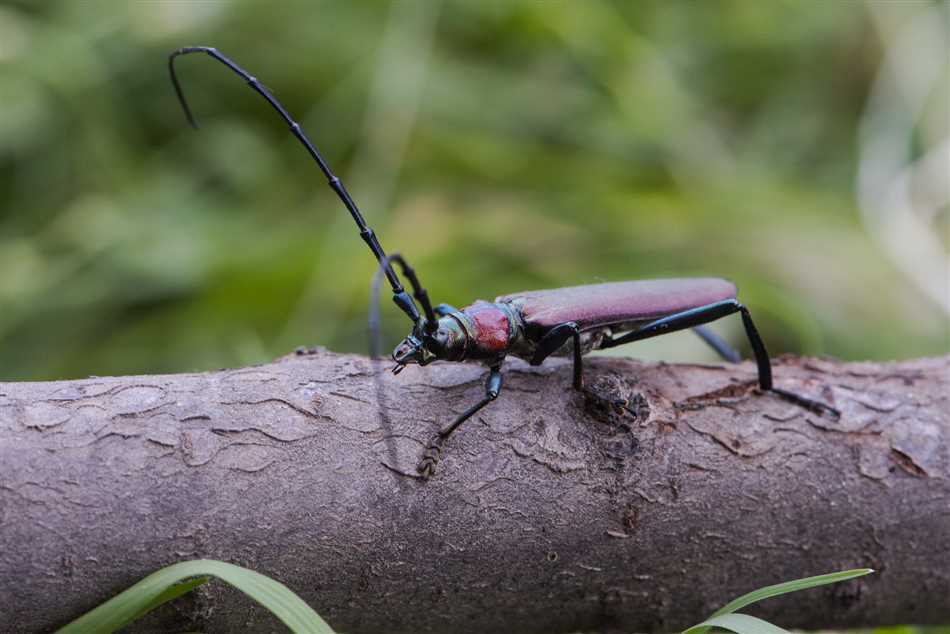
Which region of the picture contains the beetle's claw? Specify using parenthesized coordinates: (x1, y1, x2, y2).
(392, 363, 405, 375)
(417, 434, 444, 478)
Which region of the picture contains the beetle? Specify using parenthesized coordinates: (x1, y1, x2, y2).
(169, 47, 839, 477)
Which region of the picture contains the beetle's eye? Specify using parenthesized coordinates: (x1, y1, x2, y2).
(425, 333, 442, 352)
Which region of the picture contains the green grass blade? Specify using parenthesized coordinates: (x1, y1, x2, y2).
(683, 613, 791, 634)
(710, 568, 873, 618)
(130, 575, 208, 622)
(683, 568, 873, 634)
(56, 559, 335, 634)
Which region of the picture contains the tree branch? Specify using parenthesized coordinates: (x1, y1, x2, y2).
(1, 350, 948, 633)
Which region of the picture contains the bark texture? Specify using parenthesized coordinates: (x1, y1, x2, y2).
(0, 350, 948, 633)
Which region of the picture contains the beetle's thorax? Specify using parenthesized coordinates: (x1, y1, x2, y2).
(392, 301, 528, 368)
(447, 301, 525, 364)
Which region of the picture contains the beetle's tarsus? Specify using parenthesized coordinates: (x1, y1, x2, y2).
(417, 434, 444, 478)
(415, 366, 504, 478)
(769, 387, 840, 419)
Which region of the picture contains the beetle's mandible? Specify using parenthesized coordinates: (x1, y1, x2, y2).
(169, 47, 839, 478)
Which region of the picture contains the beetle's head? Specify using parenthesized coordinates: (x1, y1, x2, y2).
(391, 316, 467, 374)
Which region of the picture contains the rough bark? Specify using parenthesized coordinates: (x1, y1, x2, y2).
(0, 350, 948, 633)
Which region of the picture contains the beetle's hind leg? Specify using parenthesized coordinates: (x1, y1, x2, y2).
(417, 365, 504, 478)
(734, 307, 839, 418)
(599, 300, 839, 419)
(692, 326, 741, 363)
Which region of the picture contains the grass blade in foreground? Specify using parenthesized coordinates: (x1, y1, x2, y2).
(55, 559, 335, 634)
(684, 568, 873, 634)
(683, 613, 791, 634)
(710, 568, 873, 617)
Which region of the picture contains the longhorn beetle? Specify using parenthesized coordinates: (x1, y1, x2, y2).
(169, 47, 839, 477)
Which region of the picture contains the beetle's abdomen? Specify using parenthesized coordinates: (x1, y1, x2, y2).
(497, 278, 737, 332)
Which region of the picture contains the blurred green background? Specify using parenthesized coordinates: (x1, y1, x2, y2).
(0, 0, 947, 383)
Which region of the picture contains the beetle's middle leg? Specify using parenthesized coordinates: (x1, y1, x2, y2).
(530, 323, 629, 414)
(530, 322, 584, 388)
(600, 300, 839, 418)
(417, 365, 503, 478)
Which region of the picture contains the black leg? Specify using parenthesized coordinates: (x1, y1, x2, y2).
(736, 307, 835, 418)
(530, 322, 583, 388)
(601, 300, 838, 418)
(693, 326, 742, 363)
(601, 300, 738, 350)
(418, 365, 504, 477)
(531, 323, 629, 415)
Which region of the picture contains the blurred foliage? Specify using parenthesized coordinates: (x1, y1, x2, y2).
(0, 0, 947, 381)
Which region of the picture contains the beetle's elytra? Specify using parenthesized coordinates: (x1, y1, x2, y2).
(169, 47, 839, 478)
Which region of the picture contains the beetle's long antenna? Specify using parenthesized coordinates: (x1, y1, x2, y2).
(168, 46, 420, 324)
(370, 253, 437, 363)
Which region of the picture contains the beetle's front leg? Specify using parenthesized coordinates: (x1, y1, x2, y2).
(418, 365, 504, 478)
